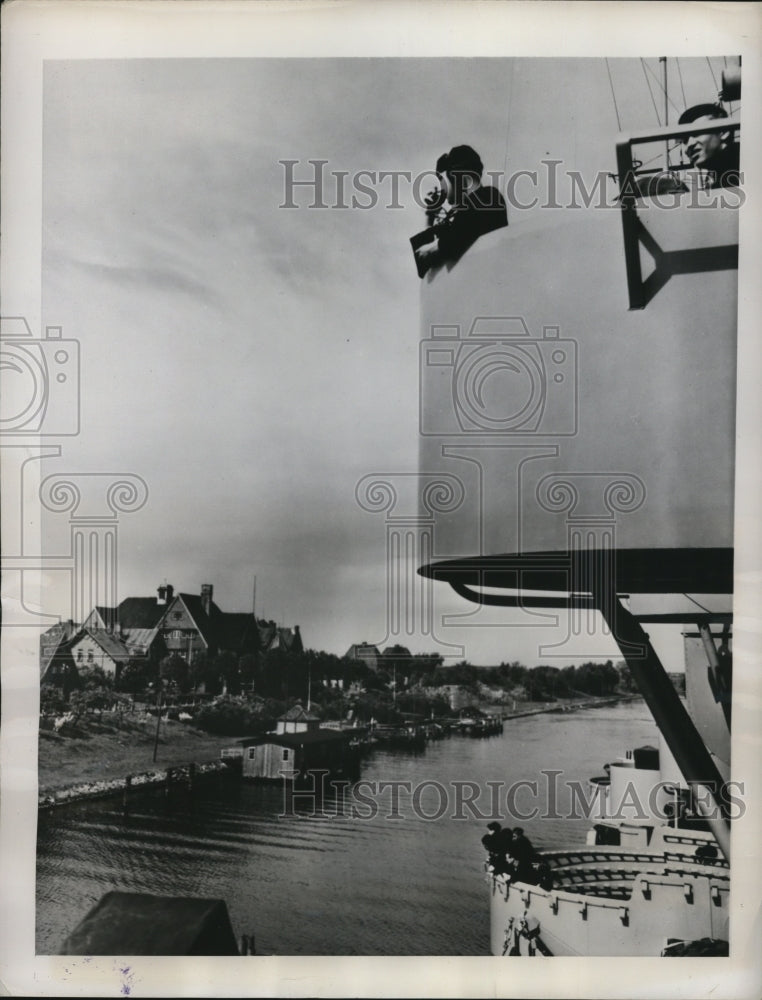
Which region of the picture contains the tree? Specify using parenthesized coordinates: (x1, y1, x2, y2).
(239, 654, 258, 693)
(217, 651, 240, 695)
(40, 684, 67, 717)
(117, 657, 159, 695)
(159, 653, 191, 694)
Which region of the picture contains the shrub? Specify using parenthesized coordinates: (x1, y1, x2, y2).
(194, 695, 267, 736)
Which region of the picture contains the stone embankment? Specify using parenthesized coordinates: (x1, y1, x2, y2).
(38, 759, 229, 811)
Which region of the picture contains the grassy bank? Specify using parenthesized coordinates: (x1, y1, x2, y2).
(38, 694, 640, 803)
(38, 714, 244, 797)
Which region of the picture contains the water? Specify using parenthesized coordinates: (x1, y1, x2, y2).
(36, 701, 657, 955)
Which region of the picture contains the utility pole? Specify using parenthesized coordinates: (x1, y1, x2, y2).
(152, 684, 163, 763)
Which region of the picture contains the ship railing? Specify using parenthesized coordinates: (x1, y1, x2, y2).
(543, 848, 660, 869)
(615, 118, 740, 309)
(504, 880, 632, 926)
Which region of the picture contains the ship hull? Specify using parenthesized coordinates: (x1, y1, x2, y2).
(488, 841, 729, 956)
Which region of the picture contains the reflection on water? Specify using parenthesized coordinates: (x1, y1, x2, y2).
(37, 701, 656, 955)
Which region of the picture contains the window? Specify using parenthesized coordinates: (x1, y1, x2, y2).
(87, 650, 94, 663)
(169, 630, 183, 640)
(77, 650, 83, 663)
(282, 749, 290, 762)
(248, 747, 256, 760)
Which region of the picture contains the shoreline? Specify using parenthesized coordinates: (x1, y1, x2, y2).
(496, 693, 641, 721)
(38, 694, 642, 810)
(38, 759, 231, 811)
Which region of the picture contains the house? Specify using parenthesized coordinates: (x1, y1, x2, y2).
(160, 585, 221, 663)
(42, 580, 304, 686)
(239, 704, 357, 781)
(343, 642, 381, 671)
(116, 592, 168, 660)
(276, 704, 321, 734)
(258, 620, 302, 655)
(68, 628, 133, 682)
(39, 619, 79, 693)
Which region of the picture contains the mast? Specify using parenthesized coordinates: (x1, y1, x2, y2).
(660, 57, 669, 169)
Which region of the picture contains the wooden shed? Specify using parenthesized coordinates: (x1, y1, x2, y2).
(241, 729, 355, 782)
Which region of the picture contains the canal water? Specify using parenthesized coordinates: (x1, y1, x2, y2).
(36, 700, 657, 955)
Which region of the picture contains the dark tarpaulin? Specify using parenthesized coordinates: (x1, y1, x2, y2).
(59, 891, 240, 955)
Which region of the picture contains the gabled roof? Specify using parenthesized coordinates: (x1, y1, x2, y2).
(175, 594, 222, 646)
(258, 620, 301, 653)
(74, 628, 133, 663)
(117, 597, 166, 629)
(279, 705, 320, 722)
(40, 624, 81, 680)
(40, 621, 80, 679)
(41, 620, 79, 642)
(122, 627, 161, 652)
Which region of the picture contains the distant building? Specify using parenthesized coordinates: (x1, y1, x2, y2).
(39, 619, 79, 694)
(69, 628, 133, 683)
(258, 620, 303, 656)
(240, 705, 351, 781)
(344, 642, 381, 671)
(276, 704, 321, 734)
(41, 581, 303, 685)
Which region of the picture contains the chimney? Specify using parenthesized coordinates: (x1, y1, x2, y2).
(201, 583, 213, 616)
(166, 584, 174, 603)
(157, 584, 167, 605)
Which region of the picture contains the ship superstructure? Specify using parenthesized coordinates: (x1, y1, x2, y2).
(416, 58, 741, 956)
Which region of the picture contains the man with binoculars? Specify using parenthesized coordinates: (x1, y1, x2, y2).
(411, 144, 507, 278)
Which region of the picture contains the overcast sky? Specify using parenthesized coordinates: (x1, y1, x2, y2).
(40, 55, 732, 663)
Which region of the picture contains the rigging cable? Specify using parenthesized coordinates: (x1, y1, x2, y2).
(639, 143, 683, 169)
(643, 59, 681, 116)
(502, 59, 517, 223)
(676, 57, 688, 109)
(641, 58, 662, 125)
(706, 56, 719, 94)
(605, 58, 623, 131)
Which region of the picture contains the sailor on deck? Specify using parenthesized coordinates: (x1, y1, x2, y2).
(482, 821, 513, 874)
(679, 103, 740, 190)
(412, 144, 507, 277)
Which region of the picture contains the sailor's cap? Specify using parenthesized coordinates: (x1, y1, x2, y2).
(677, 103, 728, 126)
